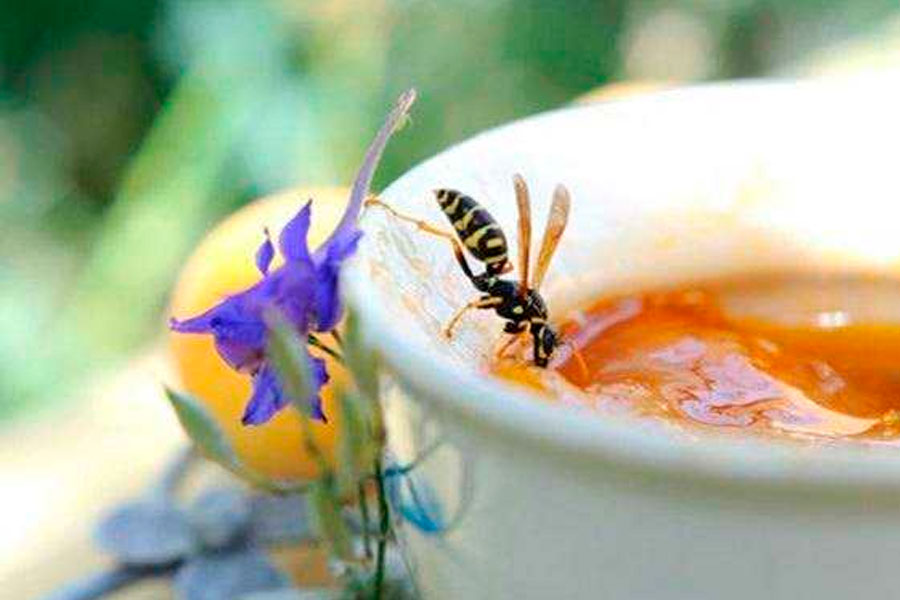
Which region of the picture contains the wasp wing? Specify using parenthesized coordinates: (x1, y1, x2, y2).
(532, 184, 570, 291)
(512, 174, 531, 297)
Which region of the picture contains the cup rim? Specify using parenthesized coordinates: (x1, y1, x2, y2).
(344, 79, 900, 493)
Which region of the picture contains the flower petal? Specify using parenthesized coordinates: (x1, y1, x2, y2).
(315, 89, 416, 260)
(263, 259, 317, 331)
(311, 228, 362, 331)
(242, 366, 285, 425)
(240, 355, 330, 426)
(278, 202, 313, 263)
(171, 289, 268, 371)
(325, 227, 363, 263)
(308, 356, 330, 422)
(255, 229, 275, 275)
(213, 335, 264, 373)
(312, 273, 341, 333)
(169, 314, 215, 334)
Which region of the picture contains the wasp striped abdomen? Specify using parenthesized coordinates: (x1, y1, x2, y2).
(434, 189, 509, 274)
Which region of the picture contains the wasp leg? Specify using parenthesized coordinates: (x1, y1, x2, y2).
(443, 296, 503, 339)
(503, 321, 525, 334)
(365, 197, 475, 280)
(556, 339, 590, 382)
(496, 323, 527, 359)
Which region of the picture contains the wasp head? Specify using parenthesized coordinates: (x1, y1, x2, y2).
(533, 324, 559, 367)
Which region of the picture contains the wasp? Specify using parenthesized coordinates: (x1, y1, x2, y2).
(365, 174, 571, 367)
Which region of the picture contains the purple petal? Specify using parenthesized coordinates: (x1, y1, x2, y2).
(325, 227, 363, 263)
(208, 312, 266, 345)
(278, 202, 313, 263)
(255, 229, 275, 275)
(242, 366, 285, 425)
(170, 311, 217, 334)
(314, 89, 416, 261)
(311, 229, 362, 331)
(263, 259, 317, 331)
(308, 356, 329, 422)
(213, 334, 265, 373)
(170, 283, 264, 336)
(313, 270, 341, 332)
(240, 356, 330, 426)
(170, 288, 269, 371)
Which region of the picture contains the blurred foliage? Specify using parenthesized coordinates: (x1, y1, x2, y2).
(3, 0, 900, 419)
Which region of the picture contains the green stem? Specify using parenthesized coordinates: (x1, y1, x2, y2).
(373, 458, 390, 599)
(297, 414, 329, 477)
(359, 481, 373, 560)
(307, 334, 343, 362)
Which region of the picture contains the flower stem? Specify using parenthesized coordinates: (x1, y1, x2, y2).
(373, 457, 390, 598)
(307, 334, 343, 362)
(329, 329, 343, 348)
(296, 412, 330, 477)
(358, 481, 373, 560)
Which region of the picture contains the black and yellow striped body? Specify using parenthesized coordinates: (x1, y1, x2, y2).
(434, 189, 558, 366)
(435, 189, 509, 275)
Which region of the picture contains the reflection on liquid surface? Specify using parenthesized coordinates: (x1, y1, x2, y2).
(500, 276, 900, 443)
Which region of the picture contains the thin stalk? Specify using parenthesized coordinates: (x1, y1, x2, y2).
(307, 334, 343, 362)
(373, 458, 390, 598)
(330, 328, 343, 348)
(359, 481, 373, 560)
(297, 413, 330, 477)
(369, 370, 389, 597)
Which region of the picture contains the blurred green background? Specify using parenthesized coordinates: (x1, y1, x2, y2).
(3, 0, 900, 420)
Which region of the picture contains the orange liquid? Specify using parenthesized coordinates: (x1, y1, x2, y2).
(498, 285, 900, 442)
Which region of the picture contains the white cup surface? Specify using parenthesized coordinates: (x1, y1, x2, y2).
(344, 79, 900, 600)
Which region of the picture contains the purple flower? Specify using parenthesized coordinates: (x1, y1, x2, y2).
(170, 90, 416, 426)
(171, 202, 341, 424)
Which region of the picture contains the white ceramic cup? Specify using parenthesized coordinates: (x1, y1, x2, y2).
(344, 79, 900, 600)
